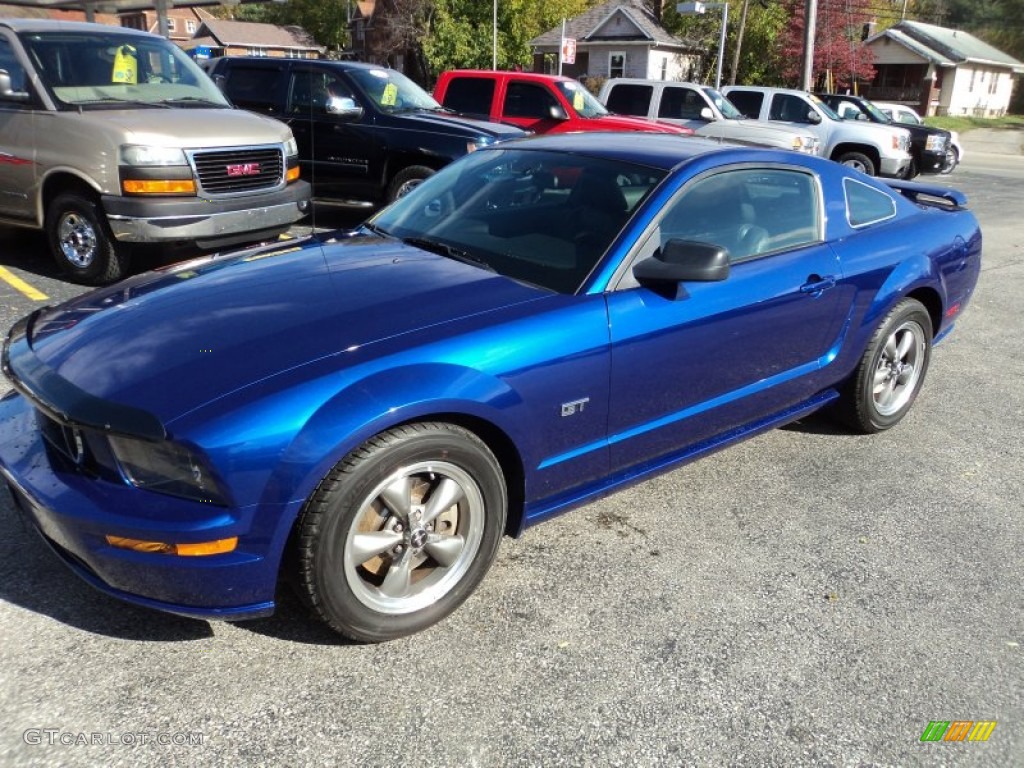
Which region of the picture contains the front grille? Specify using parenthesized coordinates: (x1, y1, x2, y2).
(191, 146, 284, 195)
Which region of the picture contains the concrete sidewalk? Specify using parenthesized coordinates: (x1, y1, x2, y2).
(959, 127, 1024, 156)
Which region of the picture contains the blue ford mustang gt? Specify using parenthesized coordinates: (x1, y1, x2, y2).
(0, 133, 981, 641)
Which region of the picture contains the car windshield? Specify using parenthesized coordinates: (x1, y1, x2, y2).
(861, 100, 892, 123)
(807, 93, 842, 121)
(347, 67, 442, 112)
(703, 87, 744, 119)
(554, 80, 609, 118)
(17, 31, 229, 109)
(368, 148, 667, 294)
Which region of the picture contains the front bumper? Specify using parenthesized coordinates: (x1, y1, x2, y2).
(0, 393, 296, 621)
(102, 181, 311, 246)
(878, 152, 912, 178)
(917, 148, 950, 175)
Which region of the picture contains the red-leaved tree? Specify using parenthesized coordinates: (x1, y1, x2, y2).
(777, 0, 877, 91)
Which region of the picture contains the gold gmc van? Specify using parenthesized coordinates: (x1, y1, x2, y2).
(0, 19, 311, 284)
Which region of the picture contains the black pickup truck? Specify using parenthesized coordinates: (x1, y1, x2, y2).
(211, 58, 525, 204)
(815, 93, 951, 178)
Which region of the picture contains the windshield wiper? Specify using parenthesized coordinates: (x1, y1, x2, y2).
(402, 237, 495, 272)
(157, 97, 226, 107)
(72, 98, 172, 109)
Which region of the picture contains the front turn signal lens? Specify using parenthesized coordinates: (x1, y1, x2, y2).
(286, 166, 301, 182)
(106, 535, 237, 556)
(123, 179, 197, 195)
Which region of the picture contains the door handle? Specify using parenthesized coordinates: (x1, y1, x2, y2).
(800, 275, 837, 295)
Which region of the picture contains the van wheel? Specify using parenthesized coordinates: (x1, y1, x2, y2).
(46, 193, 129, 284)
(387, 166, 434, 202)
(835, 151, 876, 176)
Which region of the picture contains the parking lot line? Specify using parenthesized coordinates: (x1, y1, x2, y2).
(0, 267, 48, 301)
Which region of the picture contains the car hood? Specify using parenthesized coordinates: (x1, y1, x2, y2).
(22, 236, 545, 425)
(402, 109, 526, 140)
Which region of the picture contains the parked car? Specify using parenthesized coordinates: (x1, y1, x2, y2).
(0, 20, 311, 284)
(1, 133, 981, 641)
(723, 85, 912, 177)
(815, 93, 952, 178)
(599, 78, 821, 154)
(874, 101, 963, 174)
(210, 57, 526, 204)
(433, 69, 694, 137)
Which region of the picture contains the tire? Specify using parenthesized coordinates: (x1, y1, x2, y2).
(46, 193, 129, 284)
(836, 298, 933, 433)
(903, 156, 919, 180)
(835, 151, 876, 177)
(293, 422, 507, 642)
(387, 165, 434, 202)
(940, 146, 959, 175)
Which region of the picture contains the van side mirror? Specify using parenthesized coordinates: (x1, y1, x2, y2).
(0, 70, 30, 102)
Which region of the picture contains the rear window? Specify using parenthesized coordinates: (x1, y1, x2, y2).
(440, 76, 495, 116)
(605, 83, 652, 117)
(844, 178, 897, 227)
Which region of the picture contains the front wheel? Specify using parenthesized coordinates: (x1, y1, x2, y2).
(46, 193, 129, 284)
(940, 146, 959, 175)
(293, 423, 507, 642)
(387, 165, 434, 202)
(836, 298, 933, 433)
(835, 151, 876, 177)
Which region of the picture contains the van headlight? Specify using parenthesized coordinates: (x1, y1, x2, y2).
(285, 137, 299, 158)
(120, 145, 188, 167)
(109, 435, 230, 506)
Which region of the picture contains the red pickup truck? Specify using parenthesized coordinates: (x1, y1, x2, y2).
(433, 70, 694, 136)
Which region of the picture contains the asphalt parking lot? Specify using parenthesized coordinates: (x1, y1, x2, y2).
(0, 138, 1021, 767)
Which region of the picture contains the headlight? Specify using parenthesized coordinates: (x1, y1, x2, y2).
(285, 136, 298, 157)
(925, 135, 946, 151)
(120, 145, 188, 167)
(109, 435, 230, 506)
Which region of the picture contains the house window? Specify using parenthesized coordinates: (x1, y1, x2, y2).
(969, 68, 976, 92)
(186, 20, 196, 34)
(660, 56, 667, 81)
(247, 46, 267, 57)
(609, 52, 625, 79)
(989, 72, 999, 94)
(166, 18, 176, 32)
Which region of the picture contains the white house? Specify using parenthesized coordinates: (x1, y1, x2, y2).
(529, 0, 703, 82)
(864, 20, 1024, 118)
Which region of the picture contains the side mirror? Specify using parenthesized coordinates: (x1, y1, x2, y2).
(327, 96, 363, 119)
(212, 73, 226, 91)
(0, 70, 30, 102)
(547, 104, 569, 121)
(633, 239, 730, 291)
(699, 106, 714, 121)
(806, 110, 822, 124)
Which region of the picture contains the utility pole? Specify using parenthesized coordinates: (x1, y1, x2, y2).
(801, 0, 817, 91)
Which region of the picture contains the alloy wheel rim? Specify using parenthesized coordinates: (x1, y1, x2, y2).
(872, 320, 925, 416)
(343, 460, 484, 614)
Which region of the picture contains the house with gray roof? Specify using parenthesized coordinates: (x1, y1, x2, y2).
(189, 19, 322, 61)
(864, 20, 1024, 118)
(529, 0, 703, 82)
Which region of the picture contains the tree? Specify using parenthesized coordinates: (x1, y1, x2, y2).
(775, 0, 876, 90)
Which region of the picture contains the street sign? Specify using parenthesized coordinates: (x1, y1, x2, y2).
(561, 37, 576, 65)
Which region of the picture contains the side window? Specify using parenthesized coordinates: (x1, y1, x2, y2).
(221, 64, 282, 111)
(604, 83, 652, 117)
(0, 38, 28, 94)
(658, 168, 820, 262)
(659, 86, 705, 120)
(770, 94, 813, 123)
(726, 90, 762, 119)
(288, 71, 352, 113)
(503, 82, 558, 119)
(844, 178, 897, 227)
(441, 77, 495, 116)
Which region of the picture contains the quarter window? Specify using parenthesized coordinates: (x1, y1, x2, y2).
(844, 178, 897, 227)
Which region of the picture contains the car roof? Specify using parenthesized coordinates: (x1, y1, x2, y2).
(0, 18, 158, 37)
(213, 57, 402, 74)
(442, 69, 573, 84)
(490, 131, 767, 171)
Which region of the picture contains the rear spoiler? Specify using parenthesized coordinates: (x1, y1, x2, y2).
(883, 179, 968, 210)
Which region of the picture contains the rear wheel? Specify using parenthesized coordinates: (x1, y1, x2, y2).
(46, 193, 129, 284)
(836, 298, 932, 433)
(293, 423, 506, 642)
(835, 151, 876, 176)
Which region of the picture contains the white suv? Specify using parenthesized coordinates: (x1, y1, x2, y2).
(723, 86, 912, 177)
